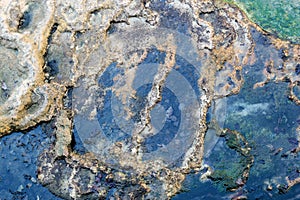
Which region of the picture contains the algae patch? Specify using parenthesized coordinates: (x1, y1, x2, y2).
(224, 0, 300, 43)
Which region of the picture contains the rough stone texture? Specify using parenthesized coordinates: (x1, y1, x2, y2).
(0, 0, 299, 199)
(0, 0, 64, 135)
(0, 124, 61, 200)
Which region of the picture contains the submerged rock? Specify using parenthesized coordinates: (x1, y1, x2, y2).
(0, 0, 299, 199)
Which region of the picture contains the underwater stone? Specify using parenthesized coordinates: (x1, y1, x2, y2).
(39, 0, 300, 198)
(0, 0, 299, 199)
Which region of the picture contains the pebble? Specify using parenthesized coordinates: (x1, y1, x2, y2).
(1, 81, 7, 90)
(17, 184, 24, 192)
(31, 177, 37, 183)
(267, 184, 273, 191)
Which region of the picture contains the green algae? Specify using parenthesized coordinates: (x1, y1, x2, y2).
(224, 0, 300, 43)
(207, 128, 254, 191)
(223, 78, 300, 193)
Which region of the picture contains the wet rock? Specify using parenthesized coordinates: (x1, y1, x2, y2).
(0, 0, 300, 199)
(0, 125, 60, 199)
(206, 128, 254, 191)
(296, 64, 300, 75)
(18, 8, 32, 29)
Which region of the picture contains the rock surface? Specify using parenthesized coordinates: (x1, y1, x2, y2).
(0, 0, 299, 199)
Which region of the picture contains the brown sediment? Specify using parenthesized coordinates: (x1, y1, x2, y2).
(286, 175, 300, 191)
(289, 81, 300, 105)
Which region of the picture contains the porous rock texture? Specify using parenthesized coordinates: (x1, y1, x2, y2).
(0, 0, 299, 199)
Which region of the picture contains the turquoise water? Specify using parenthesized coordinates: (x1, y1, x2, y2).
(225, 0, 300, 43)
